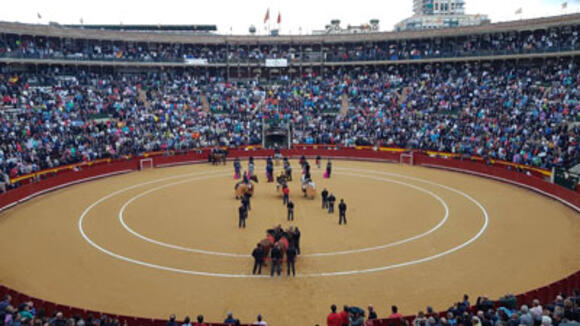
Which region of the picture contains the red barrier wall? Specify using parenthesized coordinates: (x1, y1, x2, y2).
(413, 153, 580, 212)
(0, 147, 578, 326)
(0, 159, 138, 212)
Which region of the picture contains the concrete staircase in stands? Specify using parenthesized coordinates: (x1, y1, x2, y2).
(201, 94, 210, 112)
(340, 94, 349, 115)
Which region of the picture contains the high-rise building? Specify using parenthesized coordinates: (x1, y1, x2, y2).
(413, 0, 465, 16)
(396, 0, 488, 31)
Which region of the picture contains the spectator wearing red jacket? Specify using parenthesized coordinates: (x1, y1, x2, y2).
(389, 305, 404, 319)
(327, 305, 341, 326)
(339, 305, 349, 326)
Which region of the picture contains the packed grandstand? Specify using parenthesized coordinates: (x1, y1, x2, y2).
(0, 10, 579, 326)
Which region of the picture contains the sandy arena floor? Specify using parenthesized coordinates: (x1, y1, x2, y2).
(0, 160, 578, 325)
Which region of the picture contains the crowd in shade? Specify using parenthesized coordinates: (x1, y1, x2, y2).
(326, 292, 580, 326)
(0, 57, 578, 187)
(2, 291, 580, 326)
(0, 295, 126, 326)
(0, 294, 270, 326)
(325, 28, 580, 62)
(0, 24, 579, 63)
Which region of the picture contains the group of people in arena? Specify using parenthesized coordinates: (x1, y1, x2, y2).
(1, 25, 578, 63)
(236, 157, 257, 229)
(1, 58, 578, 187)
(321, 188, 348, 225)
(251, 225, 300, 278)
(235, 155, 301, 278)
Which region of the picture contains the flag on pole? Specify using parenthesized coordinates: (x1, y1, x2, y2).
(264, 8, 270, 23)
(277, 12, 281, 24)
(515, 8, 522, 15)
(562, 2, 568, 9)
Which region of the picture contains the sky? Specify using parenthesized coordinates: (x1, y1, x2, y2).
(1, 0, 580, 35)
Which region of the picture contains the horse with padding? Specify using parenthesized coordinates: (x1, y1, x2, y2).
(234, 181, 254, 199)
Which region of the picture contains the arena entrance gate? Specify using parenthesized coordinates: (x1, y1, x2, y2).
(263, 118, 292, 149)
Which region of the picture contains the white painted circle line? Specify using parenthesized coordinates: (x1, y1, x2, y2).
(118, 171, 450, 257)
(78, 169, 264, 278)
(78, 165, 489, 278)
(119, 172, 248, 258)
(301, 167, 490, 277)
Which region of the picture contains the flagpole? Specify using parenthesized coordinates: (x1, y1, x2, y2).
(264, 7, 270, 35)
(277, 12, 281, 34)
(562, 1, 568, 15)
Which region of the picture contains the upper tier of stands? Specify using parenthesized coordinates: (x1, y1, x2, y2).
(1, 14, 580, 65)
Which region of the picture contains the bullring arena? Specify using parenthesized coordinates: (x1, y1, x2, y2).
(0, 148, 579, 325)
(2, 9, 580, 326)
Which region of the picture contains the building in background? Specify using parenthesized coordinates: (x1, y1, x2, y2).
(313, 19, 380, 34)
(396, 0, 489, 31)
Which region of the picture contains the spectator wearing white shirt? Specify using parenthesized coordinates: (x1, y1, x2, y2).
(252, 314, 267, 326)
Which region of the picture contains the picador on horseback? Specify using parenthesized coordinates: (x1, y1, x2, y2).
(234, 157, 258, 199)
(234, 171, 254, 199)
(283, 158, 292, 181)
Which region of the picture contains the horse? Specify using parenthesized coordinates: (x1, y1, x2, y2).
(249, 174, 259, 183)
(258, 238, 274, 264)
(267, 225, 283, 240)
(209, 150, 227, 165)
(276, 173, 287, 184)
(276, 174, 287, 196)
(234, 182, 254, 199)
(274, 238, 289, 260)
(304, 183, 316, 199)
(301, 174, 316, 199)
(209, 153, 226, 165)
(276, 183, 283, 196)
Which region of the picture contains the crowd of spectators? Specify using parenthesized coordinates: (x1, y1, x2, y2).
(0, 36, 226, 63)
(0, 18, 579, 326)
(0, 57, 578, 185)
(1, 24, 580, 63)
(326, 28, 580, 62)
(2, 291, 579, 326)
(0, 295, 126, 326)
(326, 292, 580, 326)
(0, 295, 272, 326)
